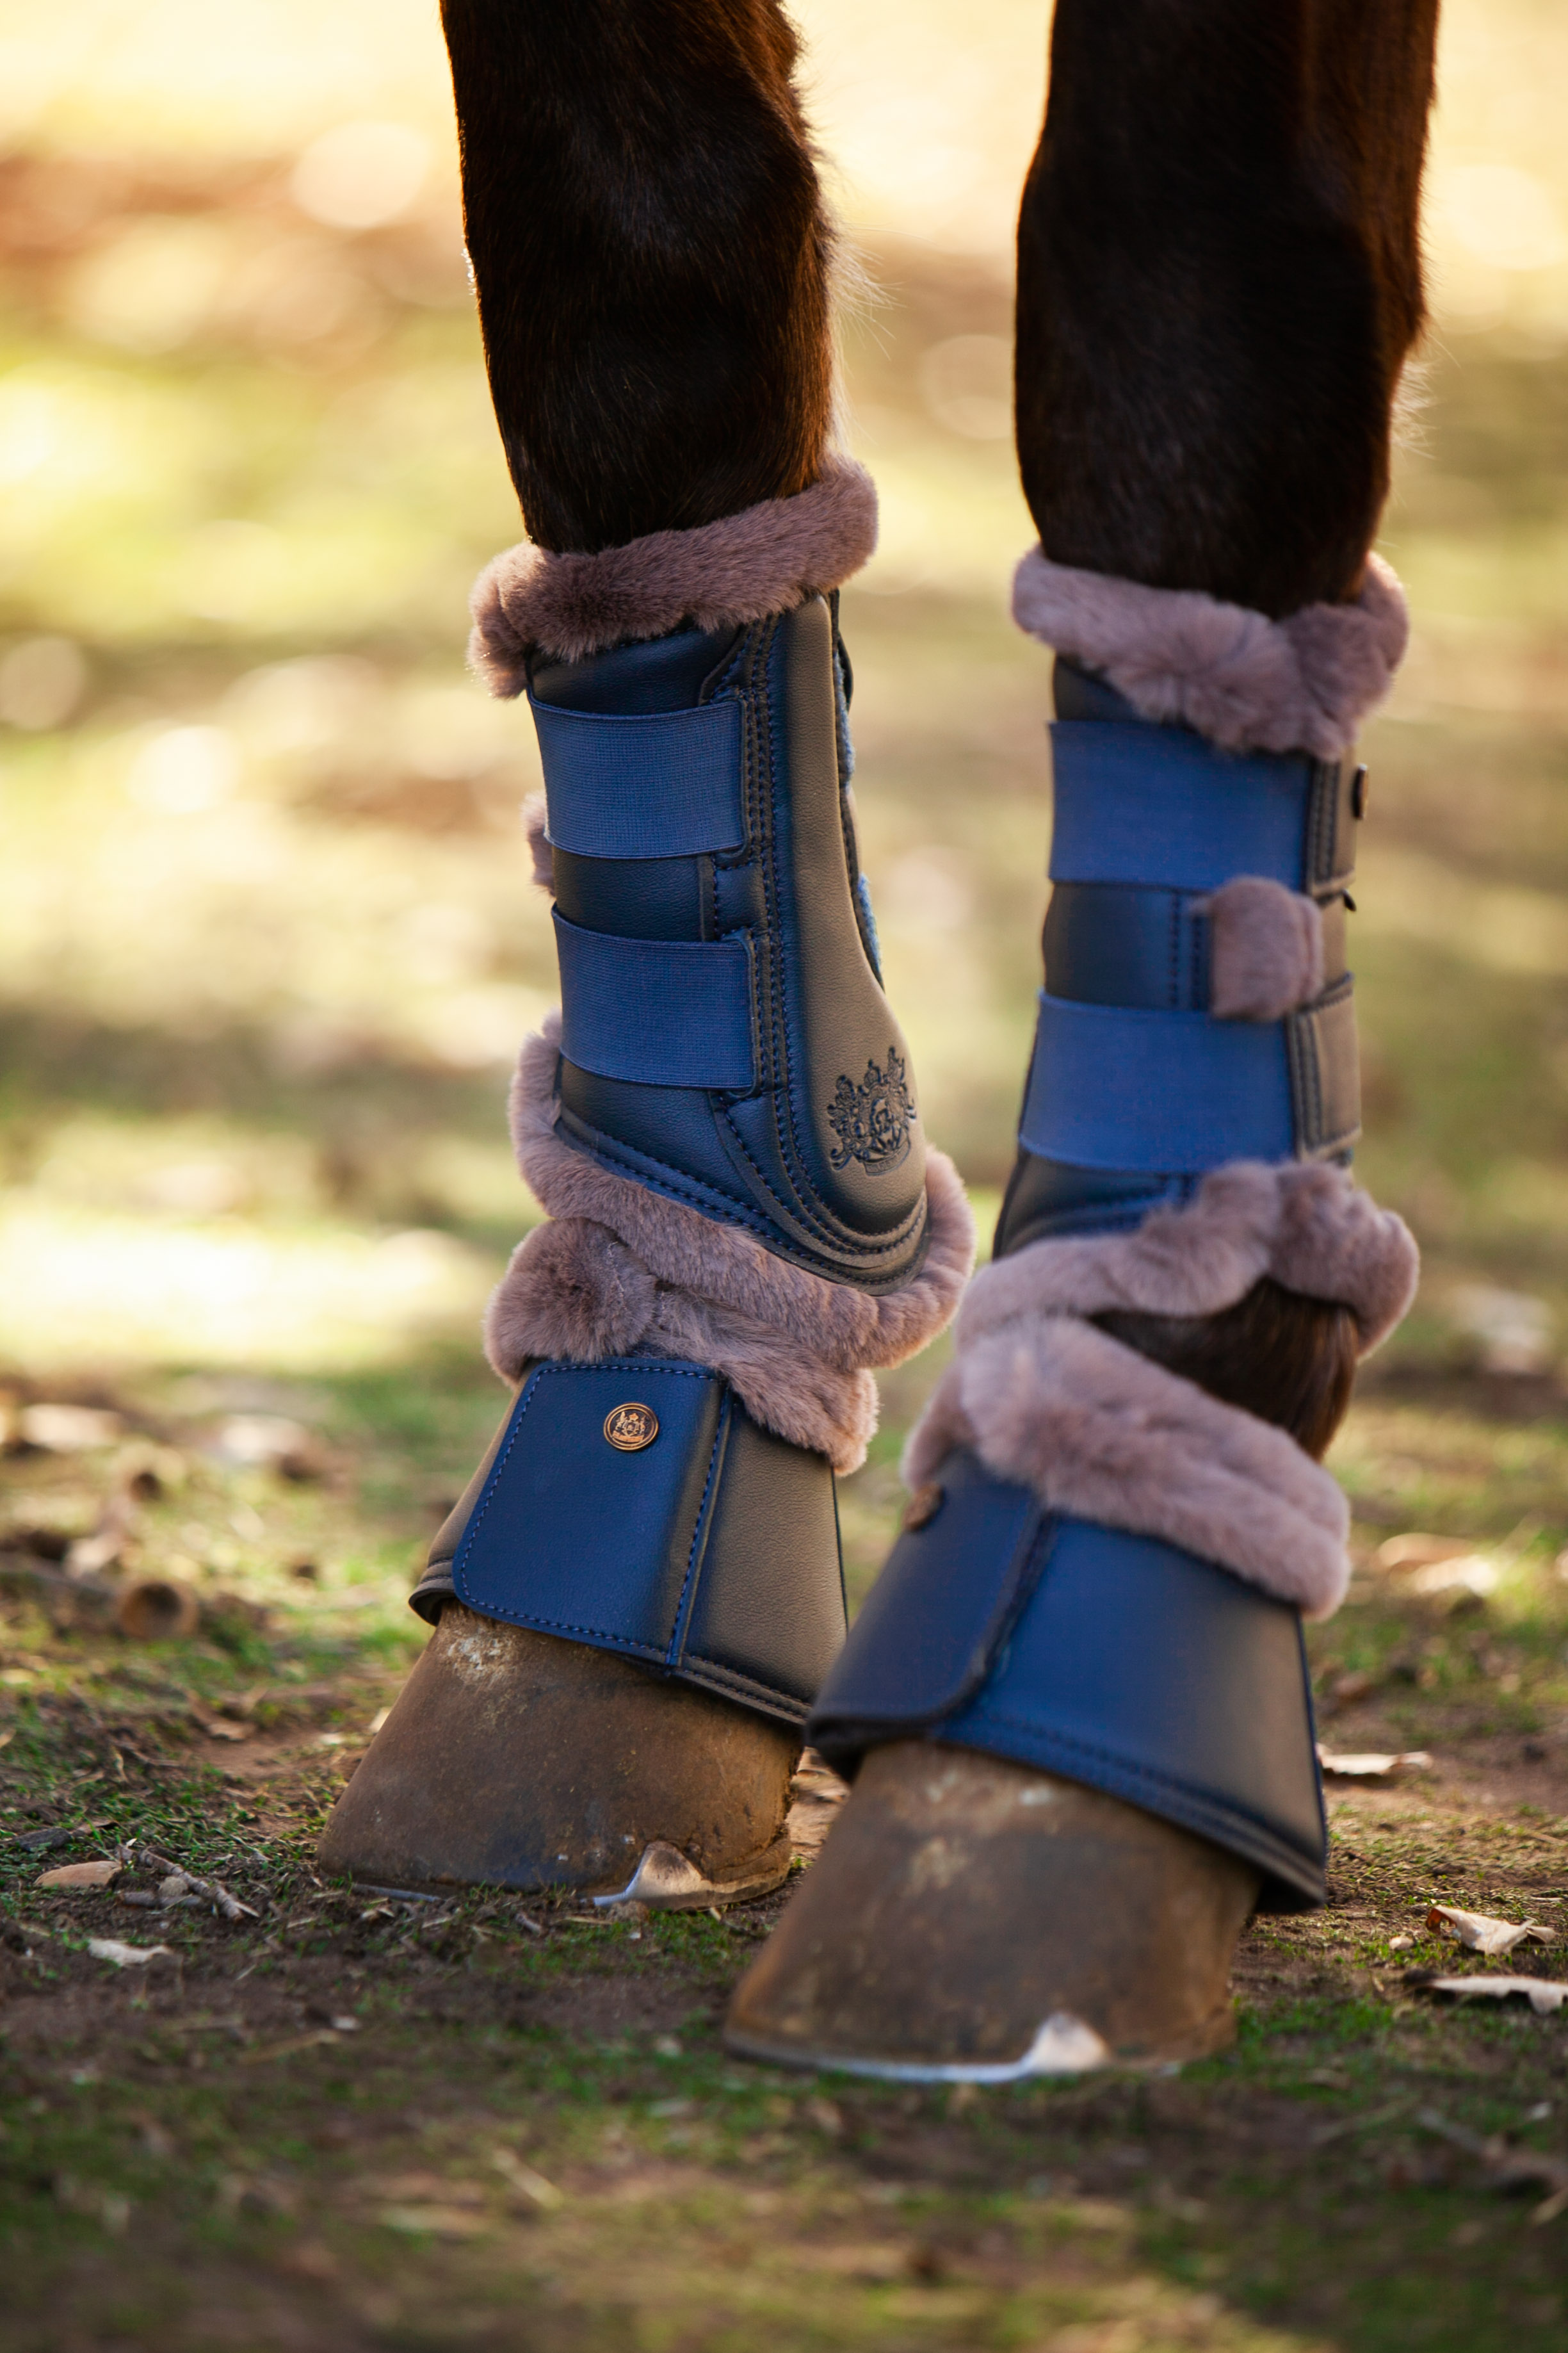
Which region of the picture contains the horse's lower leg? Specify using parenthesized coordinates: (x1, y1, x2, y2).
(727, 0, 1435, 2074)
(321, 0, 971, 1900)
(440, 0, 834, 550)
(1017, 0, 1439, 616)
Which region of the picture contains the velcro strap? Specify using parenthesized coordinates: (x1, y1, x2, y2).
(531, 695, 745, 860)
(1019, 991, 1296, 1171)
(554, 908, 756, 1090)
(1286, 975, 1361, 1153)
(1049, 723, 1320, 893)
(1304, 756, 1359, 896)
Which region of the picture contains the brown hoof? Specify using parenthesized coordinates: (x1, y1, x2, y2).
(724, 1742, 1258, 2078)
(318, 1604, 798, 1900)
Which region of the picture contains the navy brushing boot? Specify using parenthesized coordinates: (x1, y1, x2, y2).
(319, 468, 973, 1903)
(727, 551, 1418, 2069)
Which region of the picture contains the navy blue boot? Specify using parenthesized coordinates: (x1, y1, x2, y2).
(319, 471, 973, 1901)
(728, 551, 1416, 2068)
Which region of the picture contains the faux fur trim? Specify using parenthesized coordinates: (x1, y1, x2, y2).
(469, 456, 878, 688)
(521, 792, 553, 891)
(905, 1316, 1350, 1618)
(1014, 546, 1409, 758)
(1206, 877, 1325, 1021)
(959, 1161, 1418, 1356)
(482, 1013, 975, 1473)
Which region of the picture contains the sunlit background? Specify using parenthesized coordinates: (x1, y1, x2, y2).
(2, 0, 1567, 1608)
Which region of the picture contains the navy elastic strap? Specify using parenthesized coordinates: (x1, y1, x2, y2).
(554, 908, 757, 1091)
(531, 695, 745, 861)
(1019, 991, 1296, 1171)
(1049, 723, 1315, 893)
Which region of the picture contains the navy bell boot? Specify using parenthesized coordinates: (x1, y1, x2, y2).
(727, 546, 1419, 2071)
(319, 462, 974, 1903)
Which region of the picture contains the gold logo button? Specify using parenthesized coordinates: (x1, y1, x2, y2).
(604, 1402, 659, 1453)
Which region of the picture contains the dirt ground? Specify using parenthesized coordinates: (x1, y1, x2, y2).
(3, 1350, 1568, 2353)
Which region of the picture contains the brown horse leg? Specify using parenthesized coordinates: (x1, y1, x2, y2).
(439, 0, 834, 550)
(726, 0, 1438, 2077)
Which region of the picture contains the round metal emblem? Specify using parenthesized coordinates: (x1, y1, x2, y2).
(604, 1401, 659, 1453)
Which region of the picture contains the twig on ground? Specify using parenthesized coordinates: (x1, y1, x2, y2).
(127, 1841, 259, 1923)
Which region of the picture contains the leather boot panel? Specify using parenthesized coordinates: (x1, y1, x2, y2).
(809, 1447, 1326, 1909)
(412, 1360, 847, 1730)
(528, 598, 932, 1287)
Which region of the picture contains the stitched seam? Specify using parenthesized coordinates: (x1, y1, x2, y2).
(581, 1120, 926, 1285)
(564, 1115, 921, 1282)
(715, 1109, 925, 1260)
(556, 1116, 766, 1231)
(754, 624, 789, 1125)
(682, 1654, 813, 1711)
(1190, 903, 1206, 1008)
(665, 1396, 729, 1666)
(760, 610, 914, 1239)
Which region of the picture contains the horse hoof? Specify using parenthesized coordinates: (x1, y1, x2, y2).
(318, 1606, 798, 1901)
(723, 1741, 1257, 2077)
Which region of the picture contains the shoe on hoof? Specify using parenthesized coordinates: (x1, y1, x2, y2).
(724, 1743, 1257, 2077)
(318, 1605, 798, 1900)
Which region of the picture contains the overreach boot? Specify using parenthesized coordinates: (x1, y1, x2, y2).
(319, 466, 973, 1901)
(726, 553, 1419, 2071)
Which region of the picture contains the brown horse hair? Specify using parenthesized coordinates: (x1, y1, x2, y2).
(1091, 1276, 1359, 1461)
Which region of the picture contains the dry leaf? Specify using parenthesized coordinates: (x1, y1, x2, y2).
(195, 1715, 257, 1742)
(238, 2030, 342, 2064)
(87, 1937, 176, 1967)
(1408, 1557, 1498, 1600)
(37, 1859, 120, 1891)
(378, 2204, 492, 2239)
(0, 1728, 15, 1752)
(18, 1403, 123, 1452)
(1377, 1533, 1476, 1573)
(1416, 1975, 1568, 2015)
(1318, 1748, 1432, 1779)
(491, 2148, 563, 2210)
(1428, 1904, 1555, 1957)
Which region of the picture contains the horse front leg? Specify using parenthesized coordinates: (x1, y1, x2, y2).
(319, 1, 973, 1903)
(728, 0, 1435, 2077)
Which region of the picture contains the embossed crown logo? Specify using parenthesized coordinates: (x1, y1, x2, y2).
(603, 1402, 659, 1452)
(826, 1048, 916, 1174)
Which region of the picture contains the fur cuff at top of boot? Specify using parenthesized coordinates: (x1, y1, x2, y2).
(471, 455, 878, 681)
(906, 1164, 1418, 1623)
(487, 1016, 975, 1478)
(1012, 546, 1409, 760)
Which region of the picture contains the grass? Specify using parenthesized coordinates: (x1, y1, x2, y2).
(3, 1347, 1568, 2351)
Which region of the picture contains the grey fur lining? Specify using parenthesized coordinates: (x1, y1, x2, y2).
(906, 1315, 1351, 1619)
(483, 1014, 975, 1473)
(469, 456, 878, 686)
(1015, 546, 1409, 757)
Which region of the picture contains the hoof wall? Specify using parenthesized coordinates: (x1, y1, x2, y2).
(725, 1742, 1256, 2076)
(318, 1605, 798, 1898)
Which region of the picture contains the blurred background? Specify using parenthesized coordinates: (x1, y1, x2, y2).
(2, 0, 1567, 1620)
